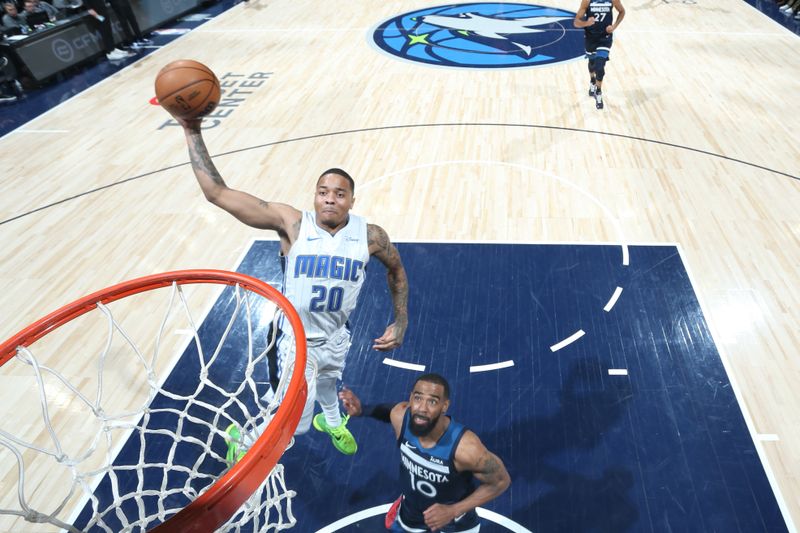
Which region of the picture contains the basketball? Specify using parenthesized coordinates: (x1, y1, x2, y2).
(154, 59, 221, 120)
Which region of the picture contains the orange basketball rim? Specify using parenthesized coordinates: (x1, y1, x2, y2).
(0, 269, 308, 533)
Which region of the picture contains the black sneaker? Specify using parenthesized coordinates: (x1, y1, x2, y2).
(595, 92, 604, 109)
(0, 94, 17, 103)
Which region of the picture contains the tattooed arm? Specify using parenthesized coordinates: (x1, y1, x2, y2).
(180, 119, 301, 250)
(367, 223, 408, 351)
(422, 431, 511, 531)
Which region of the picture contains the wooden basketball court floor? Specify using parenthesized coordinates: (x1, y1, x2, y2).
(1, 0, 799, 531)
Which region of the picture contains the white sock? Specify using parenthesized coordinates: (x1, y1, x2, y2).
(320, 401, 342, 428)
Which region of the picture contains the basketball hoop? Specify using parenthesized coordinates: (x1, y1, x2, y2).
(0, 270, 307, 532)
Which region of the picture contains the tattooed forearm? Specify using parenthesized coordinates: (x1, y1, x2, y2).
(187, 131, 225, 187)
(387, 262, 409, 327)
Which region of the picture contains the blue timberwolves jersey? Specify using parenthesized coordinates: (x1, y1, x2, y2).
(585, 0, 614, 35)
(397, 412, 479, 532)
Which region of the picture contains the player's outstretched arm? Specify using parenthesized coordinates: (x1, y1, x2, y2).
(367, 224, 409, 351)
(339, 386, 406, 438)
(423, 431, 511, 531)
(178, 118, 301, 236)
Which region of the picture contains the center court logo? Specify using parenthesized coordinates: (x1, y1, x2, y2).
(372, 2, 585, 69)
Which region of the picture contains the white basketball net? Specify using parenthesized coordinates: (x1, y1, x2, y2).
(0, 280, 303, 532)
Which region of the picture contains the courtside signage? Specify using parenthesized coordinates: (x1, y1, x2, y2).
(155, 71, 273, 130)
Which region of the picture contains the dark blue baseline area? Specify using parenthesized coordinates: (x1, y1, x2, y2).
(75, 241, 787, 532)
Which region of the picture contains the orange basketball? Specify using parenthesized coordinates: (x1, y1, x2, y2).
(155, 60, 221, 120)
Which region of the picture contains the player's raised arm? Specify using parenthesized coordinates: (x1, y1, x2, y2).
(178, 117, 301, 239)
(422, 431, 511, 531)
(367, 223, 409, 351)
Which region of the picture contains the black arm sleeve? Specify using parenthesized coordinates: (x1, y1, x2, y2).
(361, 403, 395, 423)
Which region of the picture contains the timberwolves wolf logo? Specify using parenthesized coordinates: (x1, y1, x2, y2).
(372, 2, 585, 68)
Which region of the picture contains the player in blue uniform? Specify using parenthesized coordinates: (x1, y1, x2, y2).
(177, 117, 409, 457)
(340, 374, 510, 532)
(574, 0, 626, 109)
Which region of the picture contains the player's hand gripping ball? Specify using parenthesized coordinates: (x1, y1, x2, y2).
(155, 59, 221, 120)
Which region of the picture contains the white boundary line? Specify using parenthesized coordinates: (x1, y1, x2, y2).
(675, 243, 797, 533)
(315, 503, 534, 532)
(604, 286, 623, 312)
(470, 360, 515, 373)
(550, 329, 585, 352)
(13, 129, 71, 134)
(476, 507, 535, 532)
(383, 358, 425, 372)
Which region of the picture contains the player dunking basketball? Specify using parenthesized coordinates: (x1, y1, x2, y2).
(574, 0, 626, 109)
(176, 117, 409, 456)
(340, 374, 511, 532)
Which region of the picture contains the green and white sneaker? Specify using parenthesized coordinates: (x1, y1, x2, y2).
(225, 423, 246, 464)
(312, 413, 357, 455)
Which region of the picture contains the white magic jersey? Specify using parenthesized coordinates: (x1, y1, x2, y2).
(281, 211, 370, 341)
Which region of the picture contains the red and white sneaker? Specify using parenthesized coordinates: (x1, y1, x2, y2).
(384, 496, 402, 529)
